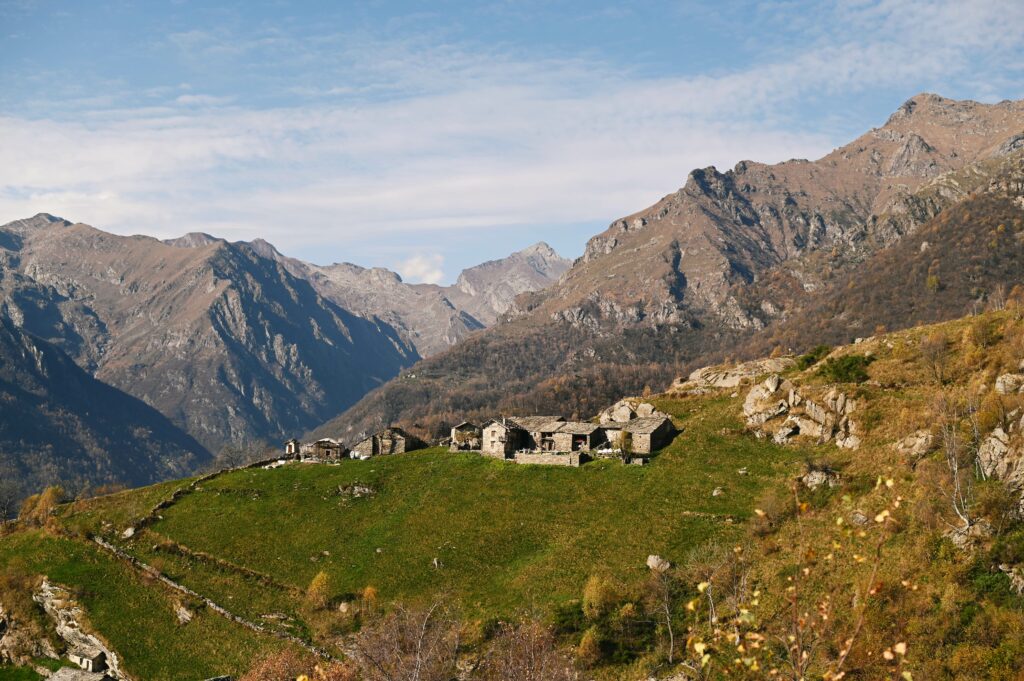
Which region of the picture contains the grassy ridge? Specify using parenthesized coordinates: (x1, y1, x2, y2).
(129, 396, 805, 618)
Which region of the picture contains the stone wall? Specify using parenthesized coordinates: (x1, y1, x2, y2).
(514, 452, 588, 467)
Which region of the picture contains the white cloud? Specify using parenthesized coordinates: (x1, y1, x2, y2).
(395, 253, 445, 285)
(0, 0, 1021, 275)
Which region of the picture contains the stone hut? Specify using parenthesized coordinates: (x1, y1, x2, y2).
(69, 648, 107, 673)
(481, 419, 528, 458)
(509, 416, 565, 451)
(449, 422, 482, 451)
(352, 427, 425, 458)
(605, 416, 676, 454)
(552, 421, 605, 452)
(302, 438, 347, 460)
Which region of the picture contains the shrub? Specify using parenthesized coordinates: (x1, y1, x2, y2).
(582, 575, 618, 620)
(797, 345, 832, 370)
(576, 626, 603, 667)
(817, 354, 874, 383)
(306, 570, 332, 610)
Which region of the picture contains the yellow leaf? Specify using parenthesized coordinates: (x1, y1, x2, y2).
(901, 672, 913, 681)
(698, 581, 710, 593)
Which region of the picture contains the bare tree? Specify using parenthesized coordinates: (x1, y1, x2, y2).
(349, 602, 460, 681)
(0, 479, 21, 521)
(920, 332, 950, 384)
(475, 618, 577, 681)
(934, 391, 977, 530)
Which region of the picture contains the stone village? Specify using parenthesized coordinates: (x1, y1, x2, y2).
(283, 399, 677, 468)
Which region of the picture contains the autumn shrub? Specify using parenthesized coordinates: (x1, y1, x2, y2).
(581, 574, 618, 620)
(817, 354, 874, 383)
(18, 486, 65, 527)
(576, 626, 603, 667)
(306, 570, 332, 610)
(797, 344, 832, 370)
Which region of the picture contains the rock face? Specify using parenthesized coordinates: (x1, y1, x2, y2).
(229, 239, 569, 357)
(0, 216, 418, 453)
(743, 374, 860, 449)
(0, 316, 211, 499)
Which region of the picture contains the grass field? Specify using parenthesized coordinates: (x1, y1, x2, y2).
(1, 392, 812, 677)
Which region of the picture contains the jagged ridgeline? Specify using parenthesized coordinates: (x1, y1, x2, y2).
(5, 309, 1024, 679)
(324, 94, 1024, 442)
(0, 212, 567, 497)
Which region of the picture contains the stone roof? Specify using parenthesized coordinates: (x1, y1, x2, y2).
(556, 421, 603, 435)
(622, 416, 674, 434)
(452, 421, 479, 430)
(509, 416, 565, 431)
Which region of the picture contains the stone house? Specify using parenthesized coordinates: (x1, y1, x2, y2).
(297, 438, 347, 460)
(69, 648, 107, 673)
(481, 419, 529, 458)
(603, 416, 676, 454)
(284, 438, 300, 456)
(449, 422, 482, 451)
(352, 427, 425, 458)
(551, 421, 605, 452)
(602, 413, 675, 450)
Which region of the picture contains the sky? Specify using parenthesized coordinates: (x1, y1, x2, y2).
(1, 1, 1022, 284)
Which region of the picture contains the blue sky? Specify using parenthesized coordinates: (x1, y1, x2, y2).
(2, 1, 1022, 283)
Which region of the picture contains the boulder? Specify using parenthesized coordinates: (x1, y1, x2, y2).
(895, 430, 934, 459)
(646, 554, 671, 573)
(802, 469, 840, 489)
(996, 373, 1024, 395)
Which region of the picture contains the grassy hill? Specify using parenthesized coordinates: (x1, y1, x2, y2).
(5, 308, 1024, 679)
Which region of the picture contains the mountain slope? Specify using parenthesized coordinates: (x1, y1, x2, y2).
(0, 217, 418, 452)
(235, 239, 569, 357)
(0, 317, 211, 500)
(320, 94, 1024, 441)
(8, 310, 1024, 679)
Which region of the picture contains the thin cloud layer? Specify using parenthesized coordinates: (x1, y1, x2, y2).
(1, 0, 1021, 280)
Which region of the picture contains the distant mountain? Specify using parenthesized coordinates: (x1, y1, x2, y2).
(318, 94, 1024, 442)
(0, 215, 567, 463)
(0, 316, 211, 500)
(0, 216, 418, 453)
(209, 238, 570, 357)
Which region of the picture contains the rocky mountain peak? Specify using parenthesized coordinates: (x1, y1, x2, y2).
(163, 232, 224, 248)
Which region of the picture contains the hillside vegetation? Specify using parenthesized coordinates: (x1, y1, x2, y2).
(5, 309, 1024, 679)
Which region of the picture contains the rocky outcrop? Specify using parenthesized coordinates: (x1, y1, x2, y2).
(673, 357, 796, 392)
(33, 579, 127, 680)
(996, 373, 1024, 395)
(598, 399, 669, 425)
(894, 430, 935, 460)
(743, 375, 860, 448)
(0, 601, 59, 666)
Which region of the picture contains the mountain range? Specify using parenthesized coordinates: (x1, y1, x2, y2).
(0, 215, 568, 497)
(3, 92, 1024, 499)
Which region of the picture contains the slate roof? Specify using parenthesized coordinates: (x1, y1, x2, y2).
(622, 416, 675, 434)
(556, 421, 603, 435)
(508, 416, 565, 432)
